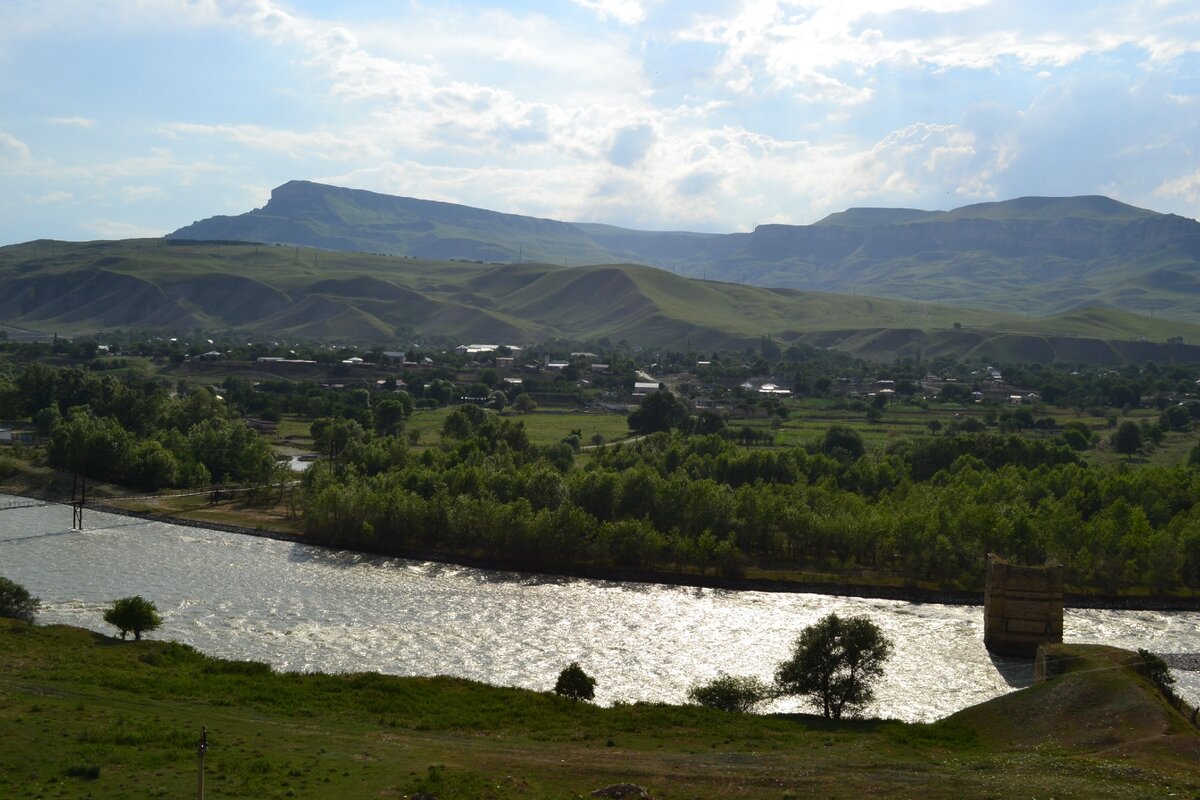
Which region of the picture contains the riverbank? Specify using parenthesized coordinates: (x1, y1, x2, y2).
(1, 619, 1196, 800)
(76, 493, 1200, 611)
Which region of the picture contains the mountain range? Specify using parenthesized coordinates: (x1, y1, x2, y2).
(170, 181, 1200, 320)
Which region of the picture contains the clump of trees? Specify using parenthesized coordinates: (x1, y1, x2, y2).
(688, 614, 892, 719)
(103, 596, 162, 640)
(0, 576, 40, 623)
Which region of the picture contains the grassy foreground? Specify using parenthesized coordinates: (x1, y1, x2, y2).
(1, 620, 1197, 799)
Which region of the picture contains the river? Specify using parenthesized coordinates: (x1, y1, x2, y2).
(1, 499, 1197, 722)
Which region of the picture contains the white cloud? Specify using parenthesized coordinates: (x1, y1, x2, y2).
(46, 116, 95, 128)
(27, 190, 73, 205)
(81, 218, 166, 238)
(118, 185, 166, 203)
(0, 132, 32, 166)
(161, 122, 383, 161)
(682, 0, 1200, 105)
(1155, 171, 1200, 204)
(572, 0, 649, 26)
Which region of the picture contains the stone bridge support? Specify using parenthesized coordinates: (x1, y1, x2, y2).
(984, 556, 1063, 658)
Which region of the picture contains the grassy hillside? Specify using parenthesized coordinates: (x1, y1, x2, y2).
(0, 620, 1196, 799)
(2, 238, 1200, 361)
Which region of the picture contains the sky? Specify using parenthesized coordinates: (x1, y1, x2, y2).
(2, 0, 1200, 244)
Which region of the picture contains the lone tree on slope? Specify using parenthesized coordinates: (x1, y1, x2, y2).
(775, 613, 892, 720)
(103, 595, 163, 641)
(554, 662, 597, 701)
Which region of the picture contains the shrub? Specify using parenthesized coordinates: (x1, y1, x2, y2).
(687, 674, 770, 713)
(1135, 648, 1175, 694)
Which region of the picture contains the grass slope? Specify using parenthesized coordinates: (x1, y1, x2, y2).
(1, 620, 1196, 799)
(3, 239, 1200, 361)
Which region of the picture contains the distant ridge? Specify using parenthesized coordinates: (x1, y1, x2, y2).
(170, 181, 1200, 321)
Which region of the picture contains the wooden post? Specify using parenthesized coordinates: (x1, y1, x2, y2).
(197, 726, 207, 800)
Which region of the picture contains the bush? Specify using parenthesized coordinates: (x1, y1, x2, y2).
(1135, 648, 1176, 695)
(687, 674, 770, 713)
(553, 662, 596, 701)
(0, 576, 40, 623)
(64, 764, 101, 781)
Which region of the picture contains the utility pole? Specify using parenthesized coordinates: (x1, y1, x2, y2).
(71, 465, 86, 530)
(197, 727, 208, 800)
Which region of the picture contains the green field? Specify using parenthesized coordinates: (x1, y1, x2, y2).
(0, 620, 1196, 799)
(265, 398, 1197, 470)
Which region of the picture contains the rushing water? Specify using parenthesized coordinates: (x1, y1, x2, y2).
(1, 499, 1197, 722)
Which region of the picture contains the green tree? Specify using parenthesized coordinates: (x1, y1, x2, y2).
(424, 379, 456, 406)
(47, 407, 137, 483)
(513, 393, 537, 414)
(553, 662, 596, 701)
(1060, 420, 1093, 451)
(0, 576, 40, 623)
(694, 409, 727, 435)
(1111, 420, 1142, 455)
(687, 673, 770, 713)
(627, 389, 690, 434)
(822, 425, 865, 461)
(441, 408, 476, 440)
(373, 395, 412, 436)
(310, 417, 366, 460)
(774, 613, 892, 720)
(102, 595, 163, 640)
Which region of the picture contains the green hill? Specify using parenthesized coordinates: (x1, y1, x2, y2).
(1, 620, 1196, 799)
(168, 182, 1200, 321)
(2, 238, 1200, 362)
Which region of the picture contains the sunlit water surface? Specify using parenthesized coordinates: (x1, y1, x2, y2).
(2, 500, 1197, 722)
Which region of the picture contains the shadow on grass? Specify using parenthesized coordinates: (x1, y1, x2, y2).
(987, 651, 1035, 689)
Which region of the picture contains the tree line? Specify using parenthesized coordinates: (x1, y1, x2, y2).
(301, 406, 1200, 594)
